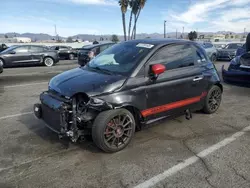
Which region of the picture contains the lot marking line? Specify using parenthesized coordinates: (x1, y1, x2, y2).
(0, 112, 33, 120)
(2, 71, 63, 77)
(4, 82, 48, 88)
(134, 125, 250, 188)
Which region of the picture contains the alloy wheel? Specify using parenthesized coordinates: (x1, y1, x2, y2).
(104, 114, 133, 149)
(44, 57, 54, 67)
(208, 88, 222, 112)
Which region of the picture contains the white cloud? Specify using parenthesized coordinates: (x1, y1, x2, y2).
(163, 0, 250, 32)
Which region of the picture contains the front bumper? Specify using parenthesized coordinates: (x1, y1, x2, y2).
(217, 54, 235, 60)
(34, 92, 70, 135)
(222, 65, 250, 84)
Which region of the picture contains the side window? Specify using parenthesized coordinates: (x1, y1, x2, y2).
(194, 47, 206, 63)
(149, 44, 195, 71)
(59, 46, 68, 50)
(93, 47, 101, 55)
(100, 44, 110, 52)
(29, 46, 43, 52)
(13, 46, 29, 53)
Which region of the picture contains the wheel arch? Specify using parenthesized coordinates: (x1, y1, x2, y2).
(116, 105, 144, 131)
(214, 82, 223, 92)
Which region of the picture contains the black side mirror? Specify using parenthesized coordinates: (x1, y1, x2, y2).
(9, 51, 16, 54)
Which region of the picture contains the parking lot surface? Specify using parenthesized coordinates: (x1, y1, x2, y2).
(0, 60, 250, 188)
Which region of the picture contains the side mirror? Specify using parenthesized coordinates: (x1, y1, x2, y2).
(150, 64, 166, 78)
(9, 51, 16, 54)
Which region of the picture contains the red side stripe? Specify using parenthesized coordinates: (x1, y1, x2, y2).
(141, 92, 207, 117)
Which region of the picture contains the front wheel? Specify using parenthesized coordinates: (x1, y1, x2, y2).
(43, 57, 55, 67)
(211, 54, 217, 62)
(92, 109, 136, 153)
(203, 85, 222, 114)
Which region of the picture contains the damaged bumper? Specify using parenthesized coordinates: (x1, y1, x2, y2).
(222, 65, 250, 84)
(34, 91, 112, 141)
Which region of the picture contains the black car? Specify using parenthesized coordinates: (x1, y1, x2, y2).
(0, 44, 8, 52)
(34, 39, 222, 152)
(50, 45, 77, 60)
(0, 45, 59, 67)
(0, 58, 3, 74)
(77, 43, 115, 66)
(217, 43, 243, 60)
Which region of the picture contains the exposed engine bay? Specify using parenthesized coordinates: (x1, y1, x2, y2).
(34, 91, 113, 142)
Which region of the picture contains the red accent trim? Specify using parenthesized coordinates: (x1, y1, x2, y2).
(141, 92, 207, 117)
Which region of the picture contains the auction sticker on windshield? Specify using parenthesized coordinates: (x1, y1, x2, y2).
(136, 43, 154, 49)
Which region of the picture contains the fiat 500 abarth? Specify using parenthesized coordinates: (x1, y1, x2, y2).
(34, 39, 223, 152)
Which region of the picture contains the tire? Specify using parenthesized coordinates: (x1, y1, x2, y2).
(211, 54, 217, 62)
(0, 58, 5, 67)
(43, 57, 55, 67)
(203, 85, 222, 114)
(92, 109, 136, 153)
(69, 53, 75, 60)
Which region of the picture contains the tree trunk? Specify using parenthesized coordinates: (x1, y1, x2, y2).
(128, 11, 133, 40)
(133, 14, 136, 39)
(122, 13, 127, 41)
(131, 8, 141, 40)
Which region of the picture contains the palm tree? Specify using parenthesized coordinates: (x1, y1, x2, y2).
(128, 0, 134, 40)
(131, 0, 147, 39)
(119, 0, 129, 41)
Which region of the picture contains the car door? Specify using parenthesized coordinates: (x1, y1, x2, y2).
(7, 46, 31, 65)
(58, 46, 69, 59)
(143, 43, 208, 121)
(29, 46, 45, 63)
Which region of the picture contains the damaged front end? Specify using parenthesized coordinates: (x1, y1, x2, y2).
(34, 91, 113, 142)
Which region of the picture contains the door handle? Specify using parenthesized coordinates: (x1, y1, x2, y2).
(193, 76, 204, 82)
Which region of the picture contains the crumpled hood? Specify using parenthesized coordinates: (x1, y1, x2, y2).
(49, 67, 126, 97)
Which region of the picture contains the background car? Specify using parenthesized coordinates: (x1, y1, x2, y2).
(77, 43, 115, 66)
(0, 45, 59, 67)
(0, 58, 3, 74)
(50, 45, 77, 60)
(0, 44, 8, 52)
(217, 43, 243, 60)
(198, 42, 217, 62)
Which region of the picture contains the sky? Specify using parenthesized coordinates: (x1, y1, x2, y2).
(1, 0, 250, 37)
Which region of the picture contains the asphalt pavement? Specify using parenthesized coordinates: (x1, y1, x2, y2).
(0, 60, 250, 188)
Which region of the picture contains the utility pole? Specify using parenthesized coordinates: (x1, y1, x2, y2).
(54, 24, 59, 41)
(164, 20, 167, 38)
(244, 28, 246, 38)
(176, 29, 178, 39)
(182, 27, 184, 38)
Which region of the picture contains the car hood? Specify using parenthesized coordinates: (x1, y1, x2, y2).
(49, 67, 126, 97)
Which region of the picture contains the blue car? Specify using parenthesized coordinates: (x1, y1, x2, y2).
(222, 52, 250, 84)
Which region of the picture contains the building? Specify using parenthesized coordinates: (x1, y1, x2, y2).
(13, 37, 32, 43)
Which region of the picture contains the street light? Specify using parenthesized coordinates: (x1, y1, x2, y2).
(164, 20, 167, 38)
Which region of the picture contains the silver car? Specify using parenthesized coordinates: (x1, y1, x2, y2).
(198, 42, 217, 62)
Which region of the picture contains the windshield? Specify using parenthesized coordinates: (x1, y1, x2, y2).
(0, 45, 17, 53)
(87, 42, 153, 76)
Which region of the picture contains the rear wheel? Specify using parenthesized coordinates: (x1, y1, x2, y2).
(0, 58, 5, 67)
(69, 53, 75, 60)
(203, 85, 222, 114)
(43, 57, 54, 67)
(92, 109, 136, 153)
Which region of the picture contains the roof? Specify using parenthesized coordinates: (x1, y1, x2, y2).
(121, 39, 195, 46)
(82, 42, 115, 49)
